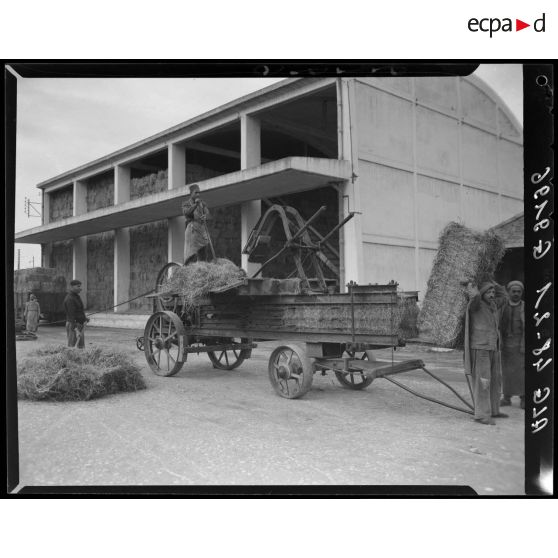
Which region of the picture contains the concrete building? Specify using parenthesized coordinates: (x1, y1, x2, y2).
(15, 76, 523, 319)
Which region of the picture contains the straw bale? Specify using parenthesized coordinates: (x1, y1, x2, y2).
(49, 187, 73, 222)
(417, 222, 506, 348)
(51, 241, 73, 280)
(129, 221, 168, 312)
(17, 345, 146, 401)
(398, 296, 420, 339)
(87, 232, 114, 310)
(158, 258, 246, 309)
(86, 171, 114, 211)
(130, 169, 168, 199)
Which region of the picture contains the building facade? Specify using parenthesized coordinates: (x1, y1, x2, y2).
(15, 76, 523, 313)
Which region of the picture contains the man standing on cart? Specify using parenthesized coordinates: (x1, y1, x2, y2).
(464, 281, 509, 425)
(182, 183, 212, 265)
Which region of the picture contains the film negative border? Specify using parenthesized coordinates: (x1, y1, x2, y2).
(524, 64, 554, 496)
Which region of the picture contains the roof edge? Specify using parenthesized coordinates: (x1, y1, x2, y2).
(464, 72, 523, 136)
(490, 211, 524, 231)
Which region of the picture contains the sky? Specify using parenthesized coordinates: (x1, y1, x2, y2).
(11, 64, 523, 269)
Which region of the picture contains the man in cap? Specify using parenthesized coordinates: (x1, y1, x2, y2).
(464, 280, 508, 425)
(499, 280, 525, 409)
(182, 183, 211, 265)
(63, 279, 89, 348)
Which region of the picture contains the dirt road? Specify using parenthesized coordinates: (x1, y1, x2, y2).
(13, 325, 524, 493)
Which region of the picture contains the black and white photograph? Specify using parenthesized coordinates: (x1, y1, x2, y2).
(5, 62, 552, 496)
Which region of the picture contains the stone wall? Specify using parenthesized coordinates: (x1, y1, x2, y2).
(49, 187, 73, 222)
(129, 221, 168, 312)
(86, 232, 114, 311)
(87, 171, 114, 211)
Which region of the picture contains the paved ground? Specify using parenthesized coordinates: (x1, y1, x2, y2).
(14, 325, 525, 493)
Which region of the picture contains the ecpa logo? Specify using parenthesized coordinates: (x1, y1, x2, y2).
(468, 12, 546, 37)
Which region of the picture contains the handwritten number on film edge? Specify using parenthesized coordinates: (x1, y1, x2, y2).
(530, 167, 553, 434)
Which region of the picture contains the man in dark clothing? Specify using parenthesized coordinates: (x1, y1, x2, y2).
(63, 279, 89, 348)
(500, 280, 525, 409)
(464, 281, 509, 425)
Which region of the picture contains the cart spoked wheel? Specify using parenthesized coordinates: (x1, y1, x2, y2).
(207, 338, 252, 370)
(155, 262, 182, 312)
(268, 344, 314, 399)
(144, 311, 186, 376)
(335, 350, 374, 390)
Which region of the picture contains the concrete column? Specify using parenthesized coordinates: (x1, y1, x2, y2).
(73, 180, 88, 216)
(114, 165, 131, 204)
(240, 114, 262, 273)
(114, 228, 130, 312)
(42, 190, 50, 225)
(72, 236, 88, 307)
(169, 143, 186, 189)
(339, 79, 364, 290)
(168, 143, 187, 263)
(42, 243, 53, 268)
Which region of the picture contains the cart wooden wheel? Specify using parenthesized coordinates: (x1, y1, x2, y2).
(155, 262, 182, 312)
(144, 311, 186, 376)
(268, 344, 314, 399)
(335, 350, 374, 390)
(207, 338, 252, 370)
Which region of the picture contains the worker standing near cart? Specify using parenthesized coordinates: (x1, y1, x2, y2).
(499, 280, 525, 409)
(182, 183, 212, 265)
(24, 293, 41, 333)
(63, 279, 89, 348)
(464, 281, 509, 425)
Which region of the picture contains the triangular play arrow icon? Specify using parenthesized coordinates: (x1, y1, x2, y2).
(516, 19, 530, 31)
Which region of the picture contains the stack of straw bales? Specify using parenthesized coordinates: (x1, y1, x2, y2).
(131, 170, 168, 199)
(17, 345, 146, 401)
(417, 222, 506, 348)
(398, 295, 420, 339)
(86, 172, 114, 210)
(49, 187, 73, 221)
(14, 268, 66, 294)
(159, 258, 246, 309)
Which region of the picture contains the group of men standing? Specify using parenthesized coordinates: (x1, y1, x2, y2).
(464, 280, 525, 425)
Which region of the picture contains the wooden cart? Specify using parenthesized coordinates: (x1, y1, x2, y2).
(140, 203, 474, 413)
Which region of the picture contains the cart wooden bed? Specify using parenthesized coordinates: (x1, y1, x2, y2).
(139, 203, 474, 413)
